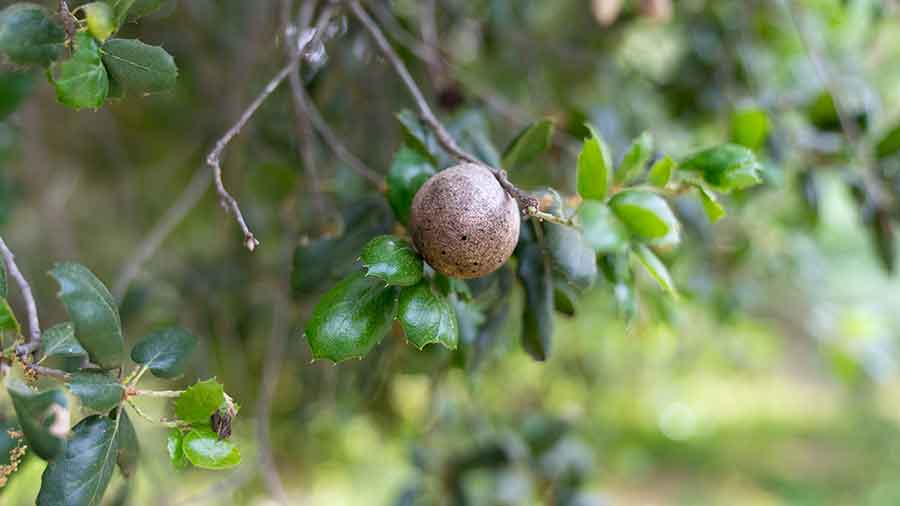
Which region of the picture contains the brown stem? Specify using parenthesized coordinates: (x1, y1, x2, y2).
(0, 237, 41, 355)
(349, 1, 566, 225)
(207, 6, 337, 251)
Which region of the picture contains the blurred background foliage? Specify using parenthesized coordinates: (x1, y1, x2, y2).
(3, 0, 900, 504)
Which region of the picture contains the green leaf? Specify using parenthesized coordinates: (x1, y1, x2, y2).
(49, 262, 124, 369)
(116, 409, 139, 477)
(578, 201, 628, 253)
(0, 296, 20, 334)
(387, 146, 436, 224)
(730, 107, 770, 150)
(0, 3, 65, 66)
(108, 0, 136, 28)
(0, 70, 35, 120)
(42, 322, 87, 359)
(291, 198, 393, 294)
(633, 245, 676, 294)
(608, 190, 679, 243)
(167, 428, 188, 469)
(68, 372, 124, 413)
(501, 119, 554, 170)
(679, 144, 763, 193)
(7, 379, 68, 460)
(130, 326, 197, 378)
(108, 0, 161, 27)
(396, 109, 437, 162)
(576, 125, 612, 200)
(50, 32, 109, 110)
(83, 2, 115, 42)
(648, 155, 675, 187)
(397, 282, 458, 350)
(515, 226, 554, 361)
(0, 257, 6, 298)
(305, 271, 397, 362)
(615, 131, 653, 184)
(101, 38, 177, 95)
(174, 378, 225, 424)
(182, 427, 241, 470)
(360, 235, 424, 287)
(553, 279, 578, 317)
(124, 0, 164, 21)
(876, 122, 900, 160)
(542, 223, 597, 290)
(37, 414, 120, 506)
(696, 185, 726, 223)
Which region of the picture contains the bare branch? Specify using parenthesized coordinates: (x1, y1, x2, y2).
(207, 6, 338, 251)
(782, 0, 890, 207)
(288, 72, 387, 191)
(25, 364, 71, 380)
(349, 2, 547, 220)
(0, 237, 41, 354)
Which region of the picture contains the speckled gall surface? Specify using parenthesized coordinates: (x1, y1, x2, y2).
(410, 163, 520, 279)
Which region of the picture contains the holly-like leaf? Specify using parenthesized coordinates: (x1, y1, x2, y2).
(576, 125, 612, 200)
(608, 190, 679, 242)
(41, 322, 87, 359)
(101, 38, 177, 95)
(37, 415, 120, 506)
(0, 70, 35, 120)
(108, 0, 162, 27)
(396, 109, 437, 161)
(0, 3, 65, 66)
(0, 296, 20, 334)
(50, 32, 108, 110)
(633, 245, 676, 294)
(182, 427, 241, 470)
(68, 372, 124, 413)
(7, 380, 68, 460)
(516, 226, 554, 361)
(174, 378, 225, 424)
(305, 271, 397, 362)
(616, 131, 653, 184)
(0, 258, 6, 298)
(49, 262, 124, 369)
(502, 119, 554, 170)
(648, 155, 675, 187)
(542, 223, 598, 290)
(130, 326, 197, 378)
(387, 146, 435, 224)
(83, 2, 115, 42)
(167, 428, 188, 469)
(731, 107, 770, 150)
(360, 235, 424, 287)
(578, 201, 628, 253)
(679, 144, 763, 193)
(876, 121, 900, 160)
(696, 185, 726, 223)
(553, 279, 578, 317)
(397, 282, 458, 350)
(115, 409, 139, 477)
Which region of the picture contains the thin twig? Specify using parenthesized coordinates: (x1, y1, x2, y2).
(290, 77, 387, 191)
(286, 0, 327, 226)
(126, 398, 180, 428)
(25, 364, 71, 380)
(349, 2, 545, 217)
(782, 0, 889, 206)
(113, 165, 212, 302)
(207, 6, 337, 251)
(130, 388, 184, 398)
(0, 237, 41, 355)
